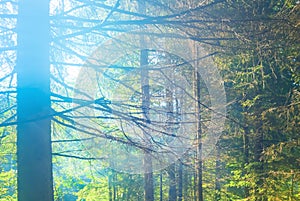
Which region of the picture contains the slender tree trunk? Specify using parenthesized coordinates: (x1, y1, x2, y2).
(178, 162, 183, 201)
(168, 164, 177, 201)
(165, 75, 177, 201)
(16, 1, 54, 201)
(215, 143, 221, 201)
(108, 174, 113, 201)
(140, 47, 154, 201)
(127, 175, 133, 200)
(113, 171, 117, 201)
(290, 171, 295, 201)
(109, 161, 117, 201)
(183, 166, 188, 201)
(160, 172, 163, 201)
(194, 44, 203, 201)
(138, 1, 154, 200)
(243, 127, 250, 198)
(196, 71, 203, 201)
(143, 156, 154, 201)
(254, 121, 265, 201)
(193, 162, 197, 201)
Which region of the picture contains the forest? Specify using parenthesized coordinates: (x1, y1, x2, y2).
(0, 0, 299, 200)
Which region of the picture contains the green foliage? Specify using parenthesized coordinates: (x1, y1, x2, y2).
(0, 130, 17, 201)
(76, 177, 109, 201)
(0, 170, 17, 201)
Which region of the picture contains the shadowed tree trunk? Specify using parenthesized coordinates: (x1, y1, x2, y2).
(195, 70, 203, 201)
(16, 0, 54, 201)
(166, 74, 177, 201)
(140, 47, 154, 201)
(194, 161, 197, 201)
(139, 1, 154, 198)
(193, 44, 203, 201)
(178, 162, 183, 201)
(254, 120, 265, 201)
(160, 172, 163, 201)
(112, 171, 117, 200)
(168, 164, 177, 201)
(215, 143, 221, 200)
(243, 127, 250, 198)
(108, 173, 113, 201)
(183, 166, 189, 201)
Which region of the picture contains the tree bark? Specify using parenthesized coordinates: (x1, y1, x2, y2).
(16, 1, 54, 201)
(168, 164, 177, 201)
(183, 166, 189, 201)
(194, 44, 203, 201)
(178, 162, 183, 201)
(254, 121, 265, 201)
(243, 127, 250, 198)
(215, 143, 221, 201)
(165, 72, 177, 201)
(196, 71, 204, 201)
(138, 1, 154, 199)
(193, 158, 197, 201)
(160, 172, 163, 201)
(140, 47, 154, 201)
(108, 174, 113, 201)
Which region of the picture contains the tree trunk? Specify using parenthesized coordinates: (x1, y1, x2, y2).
(108, 174, 113, 201)
(194, 162, 197, 201)
(113, 172, 117, 200)
(196, 71, 204, 201)
(194, 43, 203, 201)
(183, 166, 189, 201)
(140, 47, 154, 201)
(168, 164, 177, 201)
(254, 121, 265, 201)
(165, 72, 177, 201)
(159, 172, 163, 201)
(16, 1, 54, 201)
(215, 143, 221, 201)
(243, 127, 250, 198)
(178, 162, 183, 201)
(138, 1, 154, 198)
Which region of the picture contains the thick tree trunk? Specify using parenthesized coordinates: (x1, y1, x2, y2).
(16, 1, 54, 201)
